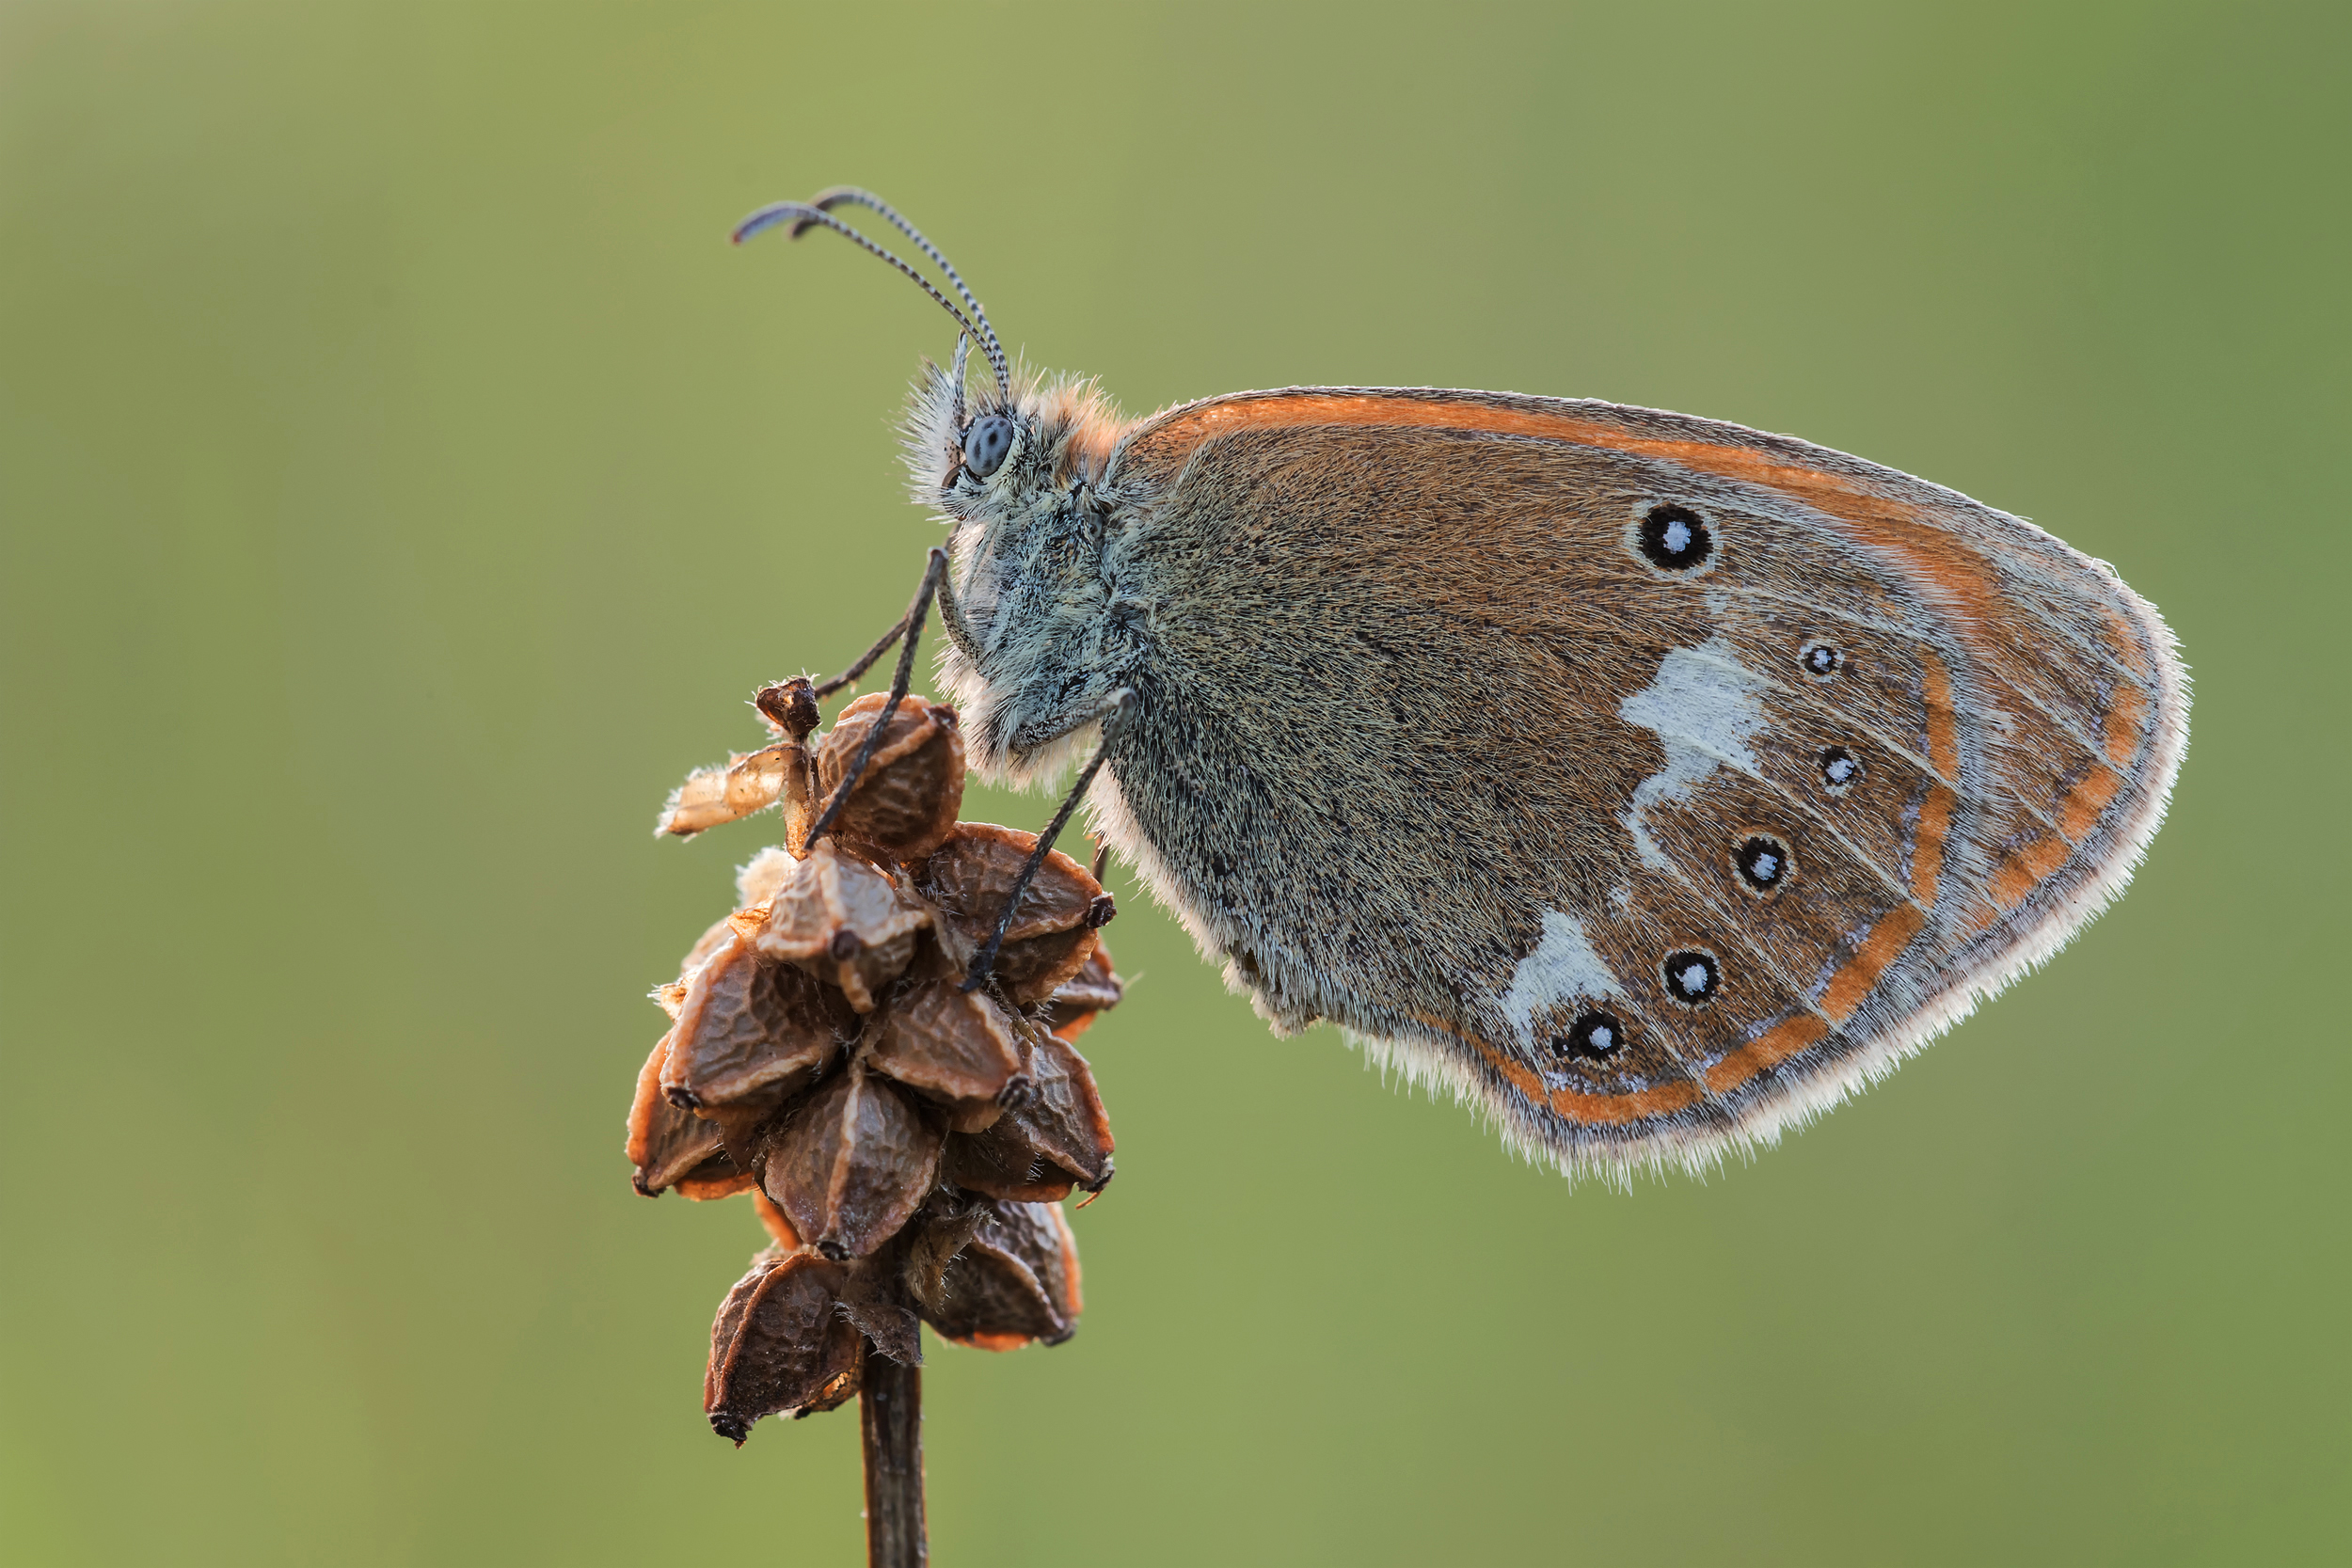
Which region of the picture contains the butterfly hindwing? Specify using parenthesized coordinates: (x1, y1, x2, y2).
(1088, 388, 2184, 1178)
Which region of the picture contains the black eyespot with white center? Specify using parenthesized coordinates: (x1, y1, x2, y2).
(1661, 949, 1721, 1006)
(1635, 503, 1713, 573)
(1800, 641, 1844, 680)
(1819, 745, 1862, 795)
(961, 414, 1015, 480)
(1733, 833, 1794, 896)
(1551, 1009, 1628, 1063)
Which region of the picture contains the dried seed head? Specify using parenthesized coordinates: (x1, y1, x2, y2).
(660, 927, 854, 1111)
(914, 824, 1104, 1004)
(760, 1061, 944, 1259)
(865, 978, 1026, 1131)
(755, 840, 932, 1012)
(705, 1248, 863, 1443)
(812, 692, 965, 859)
(639, 655, 1137, 1431)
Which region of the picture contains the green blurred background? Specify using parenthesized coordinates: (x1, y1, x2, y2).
(3, 3, 2344, 1563)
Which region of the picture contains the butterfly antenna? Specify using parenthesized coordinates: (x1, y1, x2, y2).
(806, 188, 1008, 404)
(733, 201, 1010, 397)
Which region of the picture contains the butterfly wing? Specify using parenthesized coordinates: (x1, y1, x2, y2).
(1090, 388, 2185, 1179)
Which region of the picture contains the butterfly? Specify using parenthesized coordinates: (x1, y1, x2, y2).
(728, 188, 2188, 1183)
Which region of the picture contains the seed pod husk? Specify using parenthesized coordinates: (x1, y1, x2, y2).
(755, 840, 931, 1012)
(939, 1123, 1081, 1203)
(811, 692, 965, 859)
(838, 1241, 924, 1368)
(914, 824, 1102, 1003)
(761, 1062, 943, 1259)
(626, 1031, 726, 1195)
(752, 1190, 801, 1250)
(1040, 941, 1122, 1042)
(661, 926, 853, 1110)
(865, 977, 1026, 1132)
(673, 1152, 757, 1201)
(657, 739, 803, 839)
(901, 1193, 986, 1303)
(910, 1199, 1083, 1350)
(988, 1022, 1116, 1192)
(705, 1248, 862, 1443)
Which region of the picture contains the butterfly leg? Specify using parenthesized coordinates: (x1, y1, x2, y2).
(803, 548, 949, 848)
(932, 551, 982, 667)
(959, 689, 1135, 995)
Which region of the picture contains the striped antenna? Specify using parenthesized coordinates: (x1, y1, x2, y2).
(733, 194, 1010, 400)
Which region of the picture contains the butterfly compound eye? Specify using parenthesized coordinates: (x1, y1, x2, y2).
(961, 414, 1015, 479)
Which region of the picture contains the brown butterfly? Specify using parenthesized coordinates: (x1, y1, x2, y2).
(729, 188, 2188, 1183)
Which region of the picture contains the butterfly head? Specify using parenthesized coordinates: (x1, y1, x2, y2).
(734, 187, 1136, 777)
(900, 341, 1126, 520)
(731, 189, 1125, 535)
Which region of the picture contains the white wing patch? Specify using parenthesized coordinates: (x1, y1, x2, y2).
(1502, 910, 1621, 1039)
(1618, 639, 1768, 869)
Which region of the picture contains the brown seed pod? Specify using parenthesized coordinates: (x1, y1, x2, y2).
(939, 1123, 1081, 1204)
(1040, 941, 1122, 1042)
(754, 840, 931, 1012)
(1001, 1022, 1117, 1190)
(900, 1193, 986, 1304)
(760, 1061, 944, 1259)
(908, 1199, 1083, 1351)
(753, 676, 822, 741)
(865, 978, 1026, 1132)
(705, 1248, 863, 1444)
(913, 823, 1104, 1003)
(837, 1242, 925, 1368)
(673, 1154, 759, 1201)
(752, 1190, 801, 1250)
(660, 926, 854, 1111)
(626, 1031, 725, 1195)
(811, 691, 965, 859)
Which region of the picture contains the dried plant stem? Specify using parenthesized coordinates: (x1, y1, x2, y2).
(860, 1342, 927, 1568)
